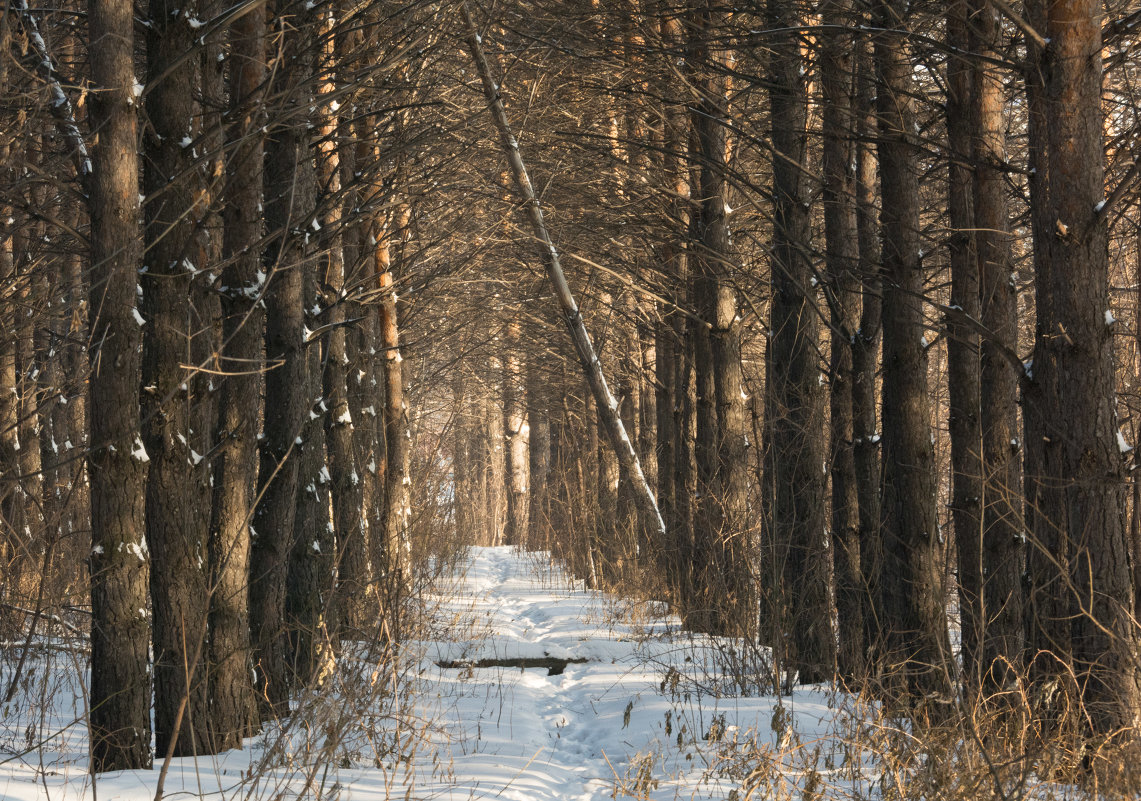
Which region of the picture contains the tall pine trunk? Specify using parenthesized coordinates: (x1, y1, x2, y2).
(318, 10, 364, 642)
(142, 0, 215, 756)
(766, 0, 831, 677)
(874, 0, 951, 700)
(0, 20, 20, 577)
(945, 0, 984, 689)
(685, 3, 752, 637)
(288, 260, 333, 684)
(376, 207, 410, 632)
(1023, 0, 1141, 735)
(87, 0, 153, 768)
(852, 39, 884, 674)
(210, 0, 264, 747)
(251, 0, 316, 718)
(821, 0, 863, 681)
(970, 0, 1023, 690)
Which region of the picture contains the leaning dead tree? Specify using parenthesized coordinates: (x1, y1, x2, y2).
(460, 1, 667, 544)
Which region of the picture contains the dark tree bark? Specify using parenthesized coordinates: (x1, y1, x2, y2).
(654, 318, 676, 542)
(654, 7, 693, 597)
(322, 230, 366, 638)
(852, 39, 884, 675)
(638, 334, 658, 509)
(142, 0, 215, 757)
(209, 0, 264, 747)
(1023, 0, 1141, 735)
(685, 2, 752, 637)
(1134, 224, 1141, 624)
(14, 227, 43, 553)
(821, 0, 863, 681)
(58, 203, 91, 578)
(288, 261, 333, 684)
(0, 21, 20, 573)
(547, 393, 572, 553)
(596, 359, 621, 580)
(616, 298, 644, 568)
(945, 0, 984, 689)
(293, 55, 339, 673)
(874, 0, 952, 700)
(251, 0, 317, 719)
(478, 366, 507, 548)
(582, 392, 602, 588)
(86, 0, 153, 769)
(342, 129, 379, 631)
(317, 29, 365, 641)
(765, 0, 831, 677)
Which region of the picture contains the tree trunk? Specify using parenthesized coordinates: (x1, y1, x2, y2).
(616, 316, 643, 573)
(821, 0, 863, 682)
(638, 331, 658, 563)
(251, 0, 316, 719)
(874, 0, 952, 701)
(596, 353, 620, 580)
(970, 0, 1023, 690)
(480, 366, 507, 548)
(685, 3, 752, 637)
(766, 0, 831, 675)
(1023, 0, 1141, 735)
(210, 0, 264, 747)
(0, 20, 20, 577)
(527, 361, 552, 551)
(453, 368, 473, 544)
(142, 0, 216, 757)
(324, 270, 366, 636)
(288, 255, 333, 685)
(377, 210, 410, 632)
(343, 124, 379, 631)
(852, 39, 884, 676)
(61, 204, 90, 589)
(503, 324, 529, 548)
(655, 8, 692, 599)
(673, 267, 698, 603)
(945, 0, 984, 690)
(1134, 223, 1141, 622)
(14, 227, 43, 560)
(86, 0, 153, 768)
(318, 23, 366, 640)
(584, 392, 602, 588)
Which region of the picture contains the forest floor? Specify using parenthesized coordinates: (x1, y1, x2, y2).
(1, 546, 1034, 801)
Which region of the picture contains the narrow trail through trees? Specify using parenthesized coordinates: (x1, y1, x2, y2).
(1, 546, 855, 801)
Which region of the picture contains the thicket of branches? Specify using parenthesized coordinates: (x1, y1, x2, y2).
(3, 0, 1141, 789)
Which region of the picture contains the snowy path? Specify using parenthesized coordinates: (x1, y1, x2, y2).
(396, 546, 837, 801)
(0, 546, 852, 801)
(408, 546, 688, 801)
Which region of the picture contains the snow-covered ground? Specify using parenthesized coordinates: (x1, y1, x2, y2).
(1, 546, 877, 800)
